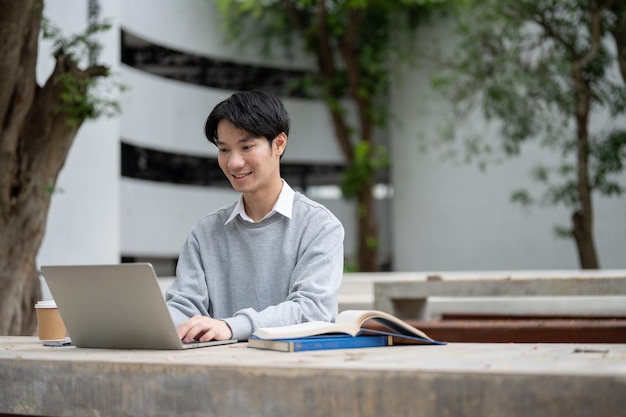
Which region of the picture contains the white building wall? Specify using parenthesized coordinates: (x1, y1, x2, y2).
(37, 0, 121, 268)
(120, 179, 238, 257)
(121, 0, 315, 69)
(120, 67, 344, 163)
(390, 19, 626, 271)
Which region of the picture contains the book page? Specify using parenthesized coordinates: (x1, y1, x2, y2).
(337, 310, 432, 340)
(253, 320, 356, 339)
(252, 310, 434, 341)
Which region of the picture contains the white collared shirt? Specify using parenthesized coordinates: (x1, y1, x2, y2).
(224, 180, 294, 225)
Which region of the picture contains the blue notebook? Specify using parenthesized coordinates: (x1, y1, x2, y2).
(248, 334, 393, 352)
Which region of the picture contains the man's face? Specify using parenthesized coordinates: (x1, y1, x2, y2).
(216, 119, 285, 196)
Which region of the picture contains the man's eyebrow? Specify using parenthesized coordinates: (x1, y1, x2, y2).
(216, 136, 259, 146)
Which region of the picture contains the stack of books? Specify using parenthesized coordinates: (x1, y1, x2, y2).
(248, 309, 446, 352)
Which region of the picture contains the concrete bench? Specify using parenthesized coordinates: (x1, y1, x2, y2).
(374, 275, 626, 320)
(160, 271, 626, 318)
(337, 272, 426, 311)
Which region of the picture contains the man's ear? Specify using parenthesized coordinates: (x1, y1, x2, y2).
(274, 132, 287, 156)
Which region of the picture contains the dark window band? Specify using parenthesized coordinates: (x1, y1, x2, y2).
(118, 30, 387, 189)
(121, 141, 346, 190)
(121, 29, 313, 98)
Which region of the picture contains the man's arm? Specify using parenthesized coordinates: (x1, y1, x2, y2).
(165, 233, 210, 328)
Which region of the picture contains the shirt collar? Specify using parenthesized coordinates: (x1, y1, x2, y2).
(225, 180, 294, 225)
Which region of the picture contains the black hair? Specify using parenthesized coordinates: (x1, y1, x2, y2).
(204, 90, 290, 148)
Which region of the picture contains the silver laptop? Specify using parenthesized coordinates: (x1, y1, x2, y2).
(40, 263, 237, 350)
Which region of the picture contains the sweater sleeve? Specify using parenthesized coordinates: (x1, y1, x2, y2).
(165, 232, 211, 328)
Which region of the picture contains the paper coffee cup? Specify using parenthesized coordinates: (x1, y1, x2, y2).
(35, 300, 67, 342)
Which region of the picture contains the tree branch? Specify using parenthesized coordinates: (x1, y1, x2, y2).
(609, 0, 626, 84)
(83, 64, 109, 78)
(338, 9, 373, 143)
(575, 2, 605, 72)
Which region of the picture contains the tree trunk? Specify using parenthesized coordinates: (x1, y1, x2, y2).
(284, 2, 384, 271)
(0, 0, 106, 334)
(357, 182, 379, 272)
(0, 57, 84, 334)
(571, 210, 599, 269)
(0, 0, 43, 335)
(571, 66, 599, 269)
(0, 201, 46, 335)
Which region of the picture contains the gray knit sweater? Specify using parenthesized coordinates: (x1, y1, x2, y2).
(165, 191, 345, 341)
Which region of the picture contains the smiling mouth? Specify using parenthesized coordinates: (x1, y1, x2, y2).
(231, 172, 251, 179)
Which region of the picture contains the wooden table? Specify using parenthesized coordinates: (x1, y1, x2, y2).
(1, 337, 626, 417)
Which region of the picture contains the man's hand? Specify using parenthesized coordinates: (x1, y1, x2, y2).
(177, 315, 233, 342)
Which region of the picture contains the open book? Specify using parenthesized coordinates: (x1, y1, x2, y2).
(252, 310, 445, 345)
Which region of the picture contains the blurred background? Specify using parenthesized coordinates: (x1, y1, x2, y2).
(35, 0, 626, 277)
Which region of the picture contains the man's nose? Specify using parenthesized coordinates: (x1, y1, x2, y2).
(228, 152, 245, 169)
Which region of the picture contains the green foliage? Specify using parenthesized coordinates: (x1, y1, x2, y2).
(55, 72, 123, 125)
(212, 0, 456, 270)
(213, 0, 449, 196)
(341, 141, 389, 198)
(432, 0, 626, 214)
(40, 184, 64, 195)
(365, 234, 379, 250)
(554, 224, 573, 239)
(590, 129, 626, 196)
(343, 259, 359, 273)
(511, 189, 533, 207)
(42, 17, 111, 62)
(42, 16, 123, 125)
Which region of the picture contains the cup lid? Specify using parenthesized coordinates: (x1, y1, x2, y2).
(35, 300, 57, 308)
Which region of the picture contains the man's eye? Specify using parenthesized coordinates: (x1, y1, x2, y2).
(218, 148, 229, 153)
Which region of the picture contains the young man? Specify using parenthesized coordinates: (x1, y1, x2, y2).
(165, 90, 345, 342)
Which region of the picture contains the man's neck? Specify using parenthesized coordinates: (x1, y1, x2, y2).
(242, 179, 284, 222)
